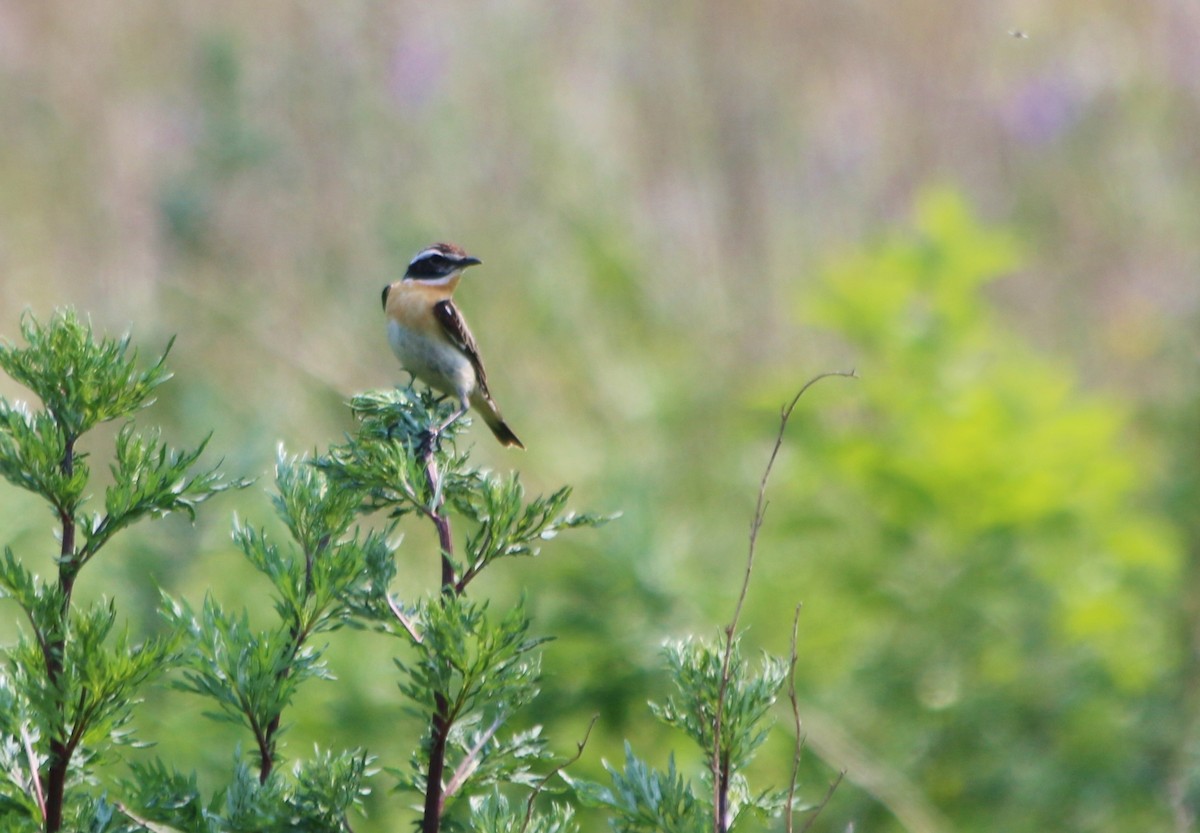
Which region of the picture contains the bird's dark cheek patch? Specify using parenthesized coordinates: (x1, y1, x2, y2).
(406, 256, 451, 279)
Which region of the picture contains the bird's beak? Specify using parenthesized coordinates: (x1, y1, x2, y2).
(459, 256, 482, 268)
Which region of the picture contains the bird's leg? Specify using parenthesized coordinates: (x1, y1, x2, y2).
(419, 399, 469, 454)
(430, 399, 470, 438)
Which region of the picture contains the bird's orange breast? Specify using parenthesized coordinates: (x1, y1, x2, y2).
(385, 278, 476, 399)
(385, 280, 455, 337)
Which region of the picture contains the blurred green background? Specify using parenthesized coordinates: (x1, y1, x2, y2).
(2, 1, 1199, 831)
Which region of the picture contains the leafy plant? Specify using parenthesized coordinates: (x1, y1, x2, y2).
(573, 377, 852, 833)
(115, 384, 608, 833)
(0, 309, 843, 833)
(775, 187, 1183, 830)
(0, 310, 242, 833)
(318, 386, 609, 833)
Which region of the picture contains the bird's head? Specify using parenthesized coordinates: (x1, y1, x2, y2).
(403, 243, 482, 286)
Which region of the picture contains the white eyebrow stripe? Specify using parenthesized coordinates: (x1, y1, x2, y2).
(413, 247, 445, 262)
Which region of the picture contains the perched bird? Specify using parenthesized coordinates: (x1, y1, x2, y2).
(382, 242, 524, 448)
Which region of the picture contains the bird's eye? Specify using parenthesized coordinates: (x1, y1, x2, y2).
(407, 253, 451, 278)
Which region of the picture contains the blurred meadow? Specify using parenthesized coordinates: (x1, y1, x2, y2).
(2, 0, 1200, 830)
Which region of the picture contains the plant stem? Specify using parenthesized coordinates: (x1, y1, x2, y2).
(256, 717, 276, 784)
(424, 453, 456, 592)
(420, 441, 457, 833)
(712, 372, 855, 833)
(785, 604, 803, 833)
(43, 755, 65, 833)
(44, 433, 78, 833)
(716, 753, 730, 833)
(519, 716, 598, 833)
(422, 702, 452, 833)
(799, 770, 846, 833)
(258, 552, 323, 784)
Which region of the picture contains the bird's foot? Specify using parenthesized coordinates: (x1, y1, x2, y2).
(416, 427, 443, 457)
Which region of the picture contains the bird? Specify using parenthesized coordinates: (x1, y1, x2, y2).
(382, 242, 524, 449)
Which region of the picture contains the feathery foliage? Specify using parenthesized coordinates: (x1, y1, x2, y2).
(0, 310, 243, 833)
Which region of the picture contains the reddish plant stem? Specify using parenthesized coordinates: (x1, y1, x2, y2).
(257, 533, 327, 784)
(256, 718, 276, 784)
(716, 753, 731, 833)
(712, 372, 855, 833)
(785, 604, 803, 833)
(422, 702, 452, 833)
(421, 444, 457, 833)
(44, 433, 78, 833)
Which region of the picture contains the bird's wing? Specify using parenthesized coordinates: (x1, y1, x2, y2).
(433, 299, 492, 396)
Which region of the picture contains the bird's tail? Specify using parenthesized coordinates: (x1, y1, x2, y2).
(474, 393, 525, 449)
(487, 417, 524, 449)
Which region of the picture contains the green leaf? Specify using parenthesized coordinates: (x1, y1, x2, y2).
(0, 399, 88, 514)
(465, 789, 577, 833)
(120, 759, 212, 833)
(396, 596, 544, 787)
(572, 744, 705, 833)
(82, 425, 245, 561)
(234, 448, 395, 646)
(290, 747, 375, 831)
(649, 637, 787, 772)
(0, 309, 174, 438)
(168, 596, 327, 746)
(65, 602, 188, 754)
(450, 474, 614, 588)
(270, 447, 362, 562)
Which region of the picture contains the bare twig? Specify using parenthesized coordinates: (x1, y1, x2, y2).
(386, 593, 423, 643)
(520, 715, 599, 833)
(114, 801, 184, 833)
(800, 770, 846, 833)
(712, 370, 857, 833)
(444, 714, 506, 801)
(422, 449, 457, 592)
(785, 603, 804, 833)
(20, 724, 45, 821)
